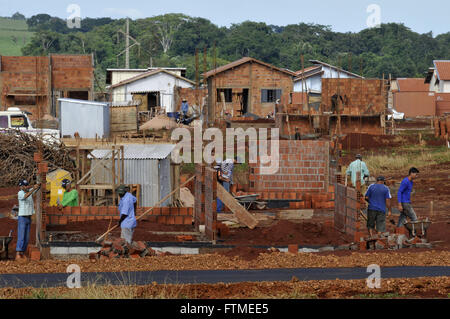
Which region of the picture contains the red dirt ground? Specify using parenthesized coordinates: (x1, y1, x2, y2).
(225, 220, 353, 247)
(341, 133, 445, 151)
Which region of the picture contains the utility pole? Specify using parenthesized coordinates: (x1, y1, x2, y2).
(125, 18, 130, 69)
(116, 17, 141, 69)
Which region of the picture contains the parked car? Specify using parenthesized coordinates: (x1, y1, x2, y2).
(0, 107, 60, 141)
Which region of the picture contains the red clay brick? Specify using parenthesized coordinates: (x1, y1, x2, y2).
(288, 244, 298, 254)
(183, 216, 193, 225)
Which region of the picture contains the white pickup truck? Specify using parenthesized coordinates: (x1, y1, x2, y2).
(0, 107, 60, 141)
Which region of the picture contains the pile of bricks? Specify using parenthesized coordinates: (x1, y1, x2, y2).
(435, 116, 449, 140)
(360, 231, 432, 251)
(45, 206, 193, 226)
(90, 238, 156, 260)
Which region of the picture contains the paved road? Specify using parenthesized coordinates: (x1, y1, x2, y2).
(0, 266, 448, 288)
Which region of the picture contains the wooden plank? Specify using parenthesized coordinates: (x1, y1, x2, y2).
(277, 210, 314, 220)
(78, 185, 114, 190)
(216, 182, 258, 229)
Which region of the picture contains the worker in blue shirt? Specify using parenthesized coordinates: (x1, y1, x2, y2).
(397, 168, 419, 227)
(365, 176, 392, 236)
(117, 185, 137, 244)
(181, 99, 189, 118)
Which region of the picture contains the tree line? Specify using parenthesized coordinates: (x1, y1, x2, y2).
(18, 13, 450, 88)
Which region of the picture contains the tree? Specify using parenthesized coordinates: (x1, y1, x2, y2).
(11, 12, 26, 20)
(151, 14, 189, 53)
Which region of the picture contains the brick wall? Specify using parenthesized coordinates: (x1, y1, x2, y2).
(45, 206, 193, 226)
(51, 55, 93, 90)
(208, 61, 293, 120)
(175, 87, 207, 111)
(204, 167, 217, 240)
(334, 183, 365, 242)
(249, 140, 331, 197)
(0, 55, 93, 117)
(322, 78, 387, 114)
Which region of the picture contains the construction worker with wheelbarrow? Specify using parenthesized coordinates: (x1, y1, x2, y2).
(397, 168, 420, 227)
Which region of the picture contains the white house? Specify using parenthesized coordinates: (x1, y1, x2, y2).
(107, 69, 195, 113)
(293, 60, 363, 94)
(425, 60, 450, 93)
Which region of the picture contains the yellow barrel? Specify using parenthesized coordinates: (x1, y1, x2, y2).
(46, 169, 72, 207)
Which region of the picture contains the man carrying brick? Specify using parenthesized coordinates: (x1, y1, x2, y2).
(16, 179, 40, 261)
(365, 176, 392, 237)
(117, 185, 137, 244)
(58, 179, 79, 208)
(346, 154, 370, 190)
(397, 168, 419, 227)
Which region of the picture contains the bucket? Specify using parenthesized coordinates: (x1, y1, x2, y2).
(167, 112, 180, 120)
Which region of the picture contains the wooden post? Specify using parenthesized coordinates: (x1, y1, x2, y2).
(35, 174, 42, 249)
(173, 164, 181, 203)
(121, 146, 125, 184)
(430, 201, 434, 221)
(112, 146, 116, 206)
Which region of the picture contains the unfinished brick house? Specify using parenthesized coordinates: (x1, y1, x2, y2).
(278, 78, 388, 137)
(0, 54, 94, 120)
(203, 57, 296, 123)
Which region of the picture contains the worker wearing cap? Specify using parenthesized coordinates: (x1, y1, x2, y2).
(216, 158, 236, 212)
(346, 154, 370, 190)
(181, 99, 189, 118)
(16, 179, 40, 261)
(117, 185, 137, 244)
(365, 176, 392, 236)
(59, 179, 79, 208)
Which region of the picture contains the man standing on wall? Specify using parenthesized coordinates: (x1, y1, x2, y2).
(117, 185, 137, 244)
(16, 180, 40, 261)
(397, 168, 420, 227)
(365, 176, 392, 237)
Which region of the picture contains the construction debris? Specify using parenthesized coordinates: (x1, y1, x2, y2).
(0, 130, 76, 187)
(92, 238, 157, 260)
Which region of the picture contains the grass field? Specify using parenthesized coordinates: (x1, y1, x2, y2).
(0, 17, 33, 56)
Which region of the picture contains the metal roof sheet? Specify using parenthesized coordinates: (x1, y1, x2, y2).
(89, 144, 176, 160)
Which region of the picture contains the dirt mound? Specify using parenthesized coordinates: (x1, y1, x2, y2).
(227, 220, 352, 246)
(218, 246, 274, 261)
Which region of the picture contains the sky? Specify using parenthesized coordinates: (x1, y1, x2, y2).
(1, 0, 449, 36)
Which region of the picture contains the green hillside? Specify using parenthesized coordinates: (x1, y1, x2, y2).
(0, 17, 34, 56)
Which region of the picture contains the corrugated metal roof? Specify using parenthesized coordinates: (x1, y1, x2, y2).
(89, 144, 176, 160)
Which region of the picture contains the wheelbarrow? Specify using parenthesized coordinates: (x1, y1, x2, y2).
(234, 194, 267, 210)
(404, 219, 432, 238)
(0, 231, 13, 260)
